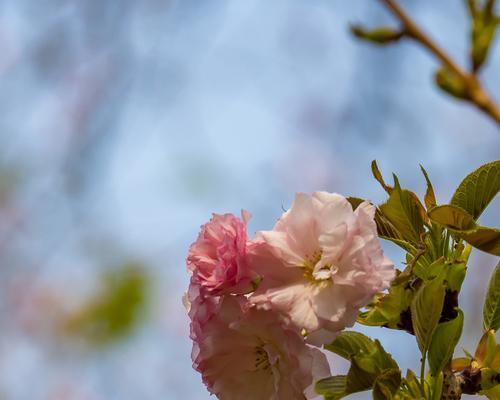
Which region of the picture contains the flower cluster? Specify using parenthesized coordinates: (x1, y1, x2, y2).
(186, 192, 395, 399)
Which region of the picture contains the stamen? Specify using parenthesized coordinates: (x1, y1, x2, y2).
(302, 249, 333, 282)
(254, 346, 271, 370)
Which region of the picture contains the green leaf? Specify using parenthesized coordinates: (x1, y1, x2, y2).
(420, 165, 437, 210)
(479, 368, 500, 397)
(351, 26, 405, 45)
(489, 344, 500, 370)
(325, 331, 377, 360)
(357, 280, 413, 332)
(372, 368, 402, 400)
(371, 160, 393, 194)
(396, 369, 427, 399)
(324, 333, 399, 398)
(345, 340, 398, 395)
(376, 209, 404, 241)
(346, 357, 378, 393)
(458, 227, 500, 256)
(413, 257, 445, 281)
(347, 196, 408, 247)
(347, 196, 365, 211)
(480, 383, 500, 400)
(426, 224, 449, 261)
(430, 372, 444, 400)
(484, 262, 500, 331)
(463, 347, 474, 359)
(445, 260, 467, 293)
(411, 275, 446, 353)
(428, 309, 464, 375)
(413, 255, 467, 293)
(371, 340, 399, 371)
(379, 175, 426, 243)
(381, 235, 417, 253)
(428, 205, 475, 230)
(429, 205, 500, 256)
(475, 330, 497, 368)
(451, 357, 471, 372)
(315, 375, 347, 399)
(450, 160, 500, 220)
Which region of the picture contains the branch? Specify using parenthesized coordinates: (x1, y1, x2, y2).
(379, 0, 500, 125)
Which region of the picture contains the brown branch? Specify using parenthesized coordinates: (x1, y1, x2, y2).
(379, 0, 500, 125)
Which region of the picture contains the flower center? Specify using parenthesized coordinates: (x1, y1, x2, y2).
(303, 249, 322, 270)
(302, 249, 333, 282)
(254, 346, 271, 371)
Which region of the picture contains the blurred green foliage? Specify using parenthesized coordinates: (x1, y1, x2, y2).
(62, 263, 149, 347)
(350, 25, 404, 45)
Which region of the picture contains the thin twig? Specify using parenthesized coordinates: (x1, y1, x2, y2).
(380, 0, 500, 125)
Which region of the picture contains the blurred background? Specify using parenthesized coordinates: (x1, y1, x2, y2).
(0, 0, 498, 399)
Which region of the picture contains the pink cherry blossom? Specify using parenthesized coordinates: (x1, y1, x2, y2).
(250, 192, 395, 346)
(187, 211, 254, 295)
(190, 294, 330, 400)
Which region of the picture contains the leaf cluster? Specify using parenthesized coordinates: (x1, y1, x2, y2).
(318, 160, 500, 399)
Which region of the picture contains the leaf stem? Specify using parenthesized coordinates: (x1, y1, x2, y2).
(420, 351, 427, 390)
(379, 0, 500, 125)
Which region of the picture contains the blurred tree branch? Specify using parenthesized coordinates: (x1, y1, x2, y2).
(355, 0, 500, 125)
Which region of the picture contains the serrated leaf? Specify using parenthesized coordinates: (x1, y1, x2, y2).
(429, 205, 500, 256)
(325, 331, 377, 360)
(451, 160, 500, 220)
(315, 375, 347, 399)
(420, 165, 437, 210)
(373, 368, 402, 400)
(484, 262, 500, 331)
(411, 275, 446, 353)
(376, 209, 405, 243)
(458, 227, 500, 256)
(428, 309, 464, 375)
(379, 176, 426, 243)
